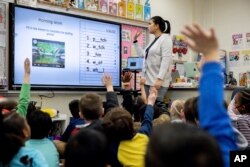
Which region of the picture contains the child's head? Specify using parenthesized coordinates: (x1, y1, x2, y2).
(27, 101, 37, 118)
(184, 97, 228, 126)
(64, 128, 108, 167)
(145, 123, 223, 167)
(0, 105, 30, 164)
(234, 90, 250, 114)
(103, 107, 135, 141)
(69, 99, 80, 118)
(153, 114, 171, 127)
(183, 97, 199, 126)
(136, 103, 163, 122)
(79, 93, 103, 121)
(170, 100, 185, 120)
(134, 96, 146, 122)
(27, 110, 52, 139)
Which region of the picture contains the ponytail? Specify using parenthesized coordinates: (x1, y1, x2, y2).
(151, 16, 171, 34)
(164, 20, 171, 34)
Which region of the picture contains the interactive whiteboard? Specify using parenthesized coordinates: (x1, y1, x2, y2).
(9, 4, 121, 90)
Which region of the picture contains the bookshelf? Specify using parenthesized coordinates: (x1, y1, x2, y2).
(37, 2, 149, 28)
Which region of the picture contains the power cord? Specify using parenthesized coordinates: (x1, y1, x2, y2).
(38, 90, 55, 108)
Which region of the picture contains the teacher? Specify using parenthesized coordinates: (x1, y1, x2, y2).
(134, 16, 173, 103)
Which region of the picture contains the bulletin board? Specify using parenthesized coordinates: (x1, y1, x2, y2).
(121, 24, 148, 68)
(228, 32, 250, 86)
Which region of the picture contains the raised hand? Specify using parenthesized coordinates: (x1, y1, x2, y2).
(121, 71, 132, 90)
(140, 77, 146, 86)
(121, 71, 132, 83)
(24, 58, 30, 74)
(134, 29, 143, 41)
(181, 24, 219, 62)
(23, 58, 30, 83)
(102, 73, 113, 92)
(154, 78, 163, 90)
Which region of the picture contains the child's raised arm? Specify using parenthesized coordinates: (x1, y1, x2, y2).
(181, 24, 237, 167)
(17, 58, 31, 117)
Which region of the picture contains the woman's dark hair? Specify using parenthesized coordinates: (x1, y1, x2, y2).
(146, 123, 223, 167)
(0, 110, 25, 165)
(64, 128, 108, 167)
(151, 16, 171, 34)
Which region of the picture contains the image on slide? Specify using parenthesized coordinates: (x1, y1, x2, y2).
(32, 39, 65, 68)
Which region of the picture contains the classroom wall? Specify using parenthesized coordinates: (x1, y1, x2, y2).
(4, 0, 196, 118)
(151, 0, 194, 35)
(150, 0, 195, 62)
(4, 0, 248, 117)
(193, 0, 250, 83)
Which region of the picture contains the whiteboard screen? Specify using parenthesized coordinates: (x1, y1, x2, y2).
(9, 4, 121, 90)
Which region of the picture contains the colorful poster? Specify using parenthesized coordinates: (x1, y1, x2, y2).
(122, 58, 127, 69)
(232, 33, 243, 50)
(239, 72, 247, 86)
(172, 35, 188, 59)
(247, 71, 250, 88)
(122, 24, 146, 55)
(121, 28, 132, 60)
(122, 41, 131, 59)
(118, 0, 126, 17)
(229, 51, 240, 67)
(127, 0, 134, 19)
(0, 3, 6, 30)
(99, 0, 108, 13)
(144, 4, 151, 21)
(121, 24, 147, 68)
(245, 33, 250, 48)
(135, 3, 143, 20)
(77, 0, 85, 9)
(108, 0, 117, 16)
(85, 0, 99, 11)
(122, 29, 132, 42)
(38, 0, 54, 3)
(17, 0, 37, 6)
(240, 50, 250, 66)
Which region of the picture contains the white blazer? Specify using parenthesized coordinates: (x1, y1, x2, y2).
(134, 34, 173, 87)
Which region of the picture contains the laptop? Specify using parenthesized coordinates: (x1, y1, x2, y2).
(126, 57, 144, 71)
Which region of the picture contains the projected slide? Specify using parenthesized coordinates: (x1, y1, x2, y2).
(32, 39, 65, 68)
(13, 6, 120, 87)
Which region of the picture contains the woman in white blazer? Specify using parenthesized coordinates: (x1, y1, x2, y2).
(134, 16, 172, 103)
